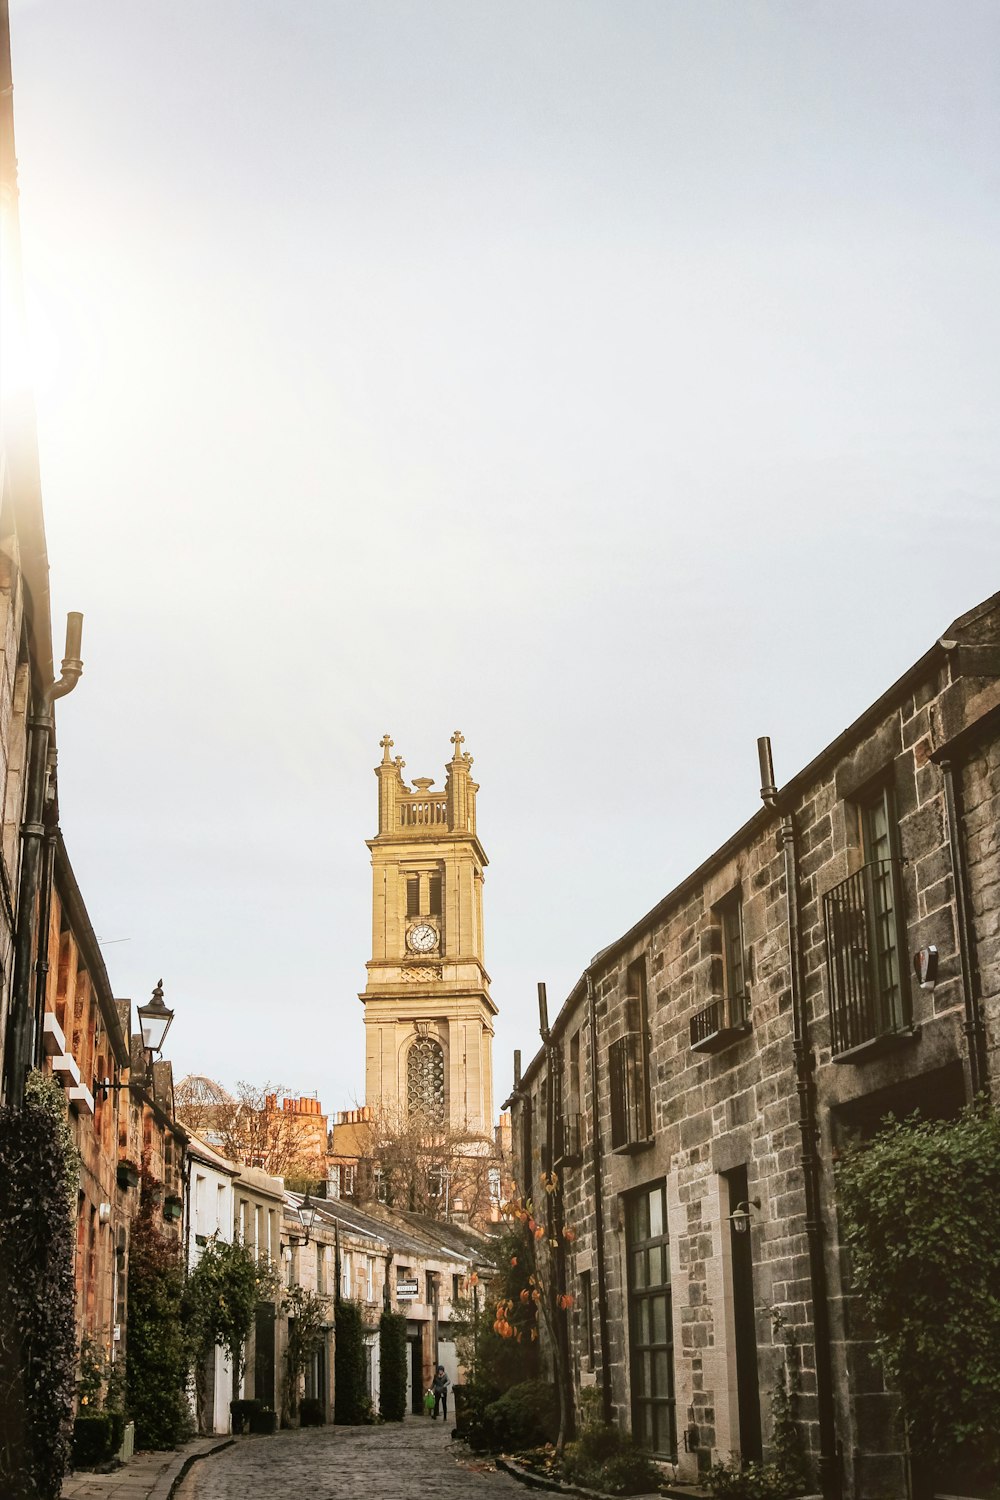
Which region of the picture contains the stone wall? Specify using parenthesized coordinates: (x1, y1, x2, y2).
(512, 593, 999, 1499)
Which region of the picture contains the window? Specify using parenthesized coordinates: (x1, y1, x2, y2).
(316, 1243, 325, 1295)
(610, 961, 652, 1151)
(365, 1256, 376, 1301)
(407, 1036, 445, 1122)
(580, 1269, 596, 1367)
(720, 890, 748, 1025)
(406, 876, 420, 918)
(341, 1251, 352, 1299)
(690, 891, 752, 1052)
(824, 783, 910, 1055)
(521, 1095, 533, 1198)
(626, 1183, 675, 1457)
(488, 1166, 502, 1203)
(374, 1166, 387, 1203)
(425, 1271, 437, 1305)
(428, 874, 442, 916)
(453, 1273, 462, 1303)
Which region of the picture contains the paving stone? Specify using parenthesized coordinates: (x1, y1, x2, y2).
(178, 1420, 526, 1500)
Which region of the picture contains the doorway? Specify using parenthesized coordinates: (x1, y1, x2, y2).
(724, 1166, 762, 1462)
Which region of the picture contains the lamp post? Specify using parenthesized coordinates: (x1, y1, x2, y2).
(296, 1191, 318, 1245)
(137, 980, 174, 1056)
(95, 980, 175, 1099)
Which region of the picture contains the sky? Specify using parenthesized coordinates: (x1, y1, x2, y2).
(6, 1, 999, 1114)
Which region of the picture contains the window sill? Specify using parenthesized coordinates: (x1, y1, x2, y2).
(611, 1136, 655, 1157)
(831, 1025, 921, 1065)
(690, 1019, 753, 1055)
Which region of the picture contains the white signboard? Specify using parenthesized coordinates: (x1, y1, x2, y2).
(396, 1280, 419, 1300)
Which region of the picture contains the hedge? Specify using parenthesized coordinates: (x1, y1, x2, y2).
(379, 1311, 407, 1421)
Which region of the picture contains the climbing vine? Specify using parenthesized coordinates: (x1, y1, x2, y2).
(0, 1070, 78, 1499)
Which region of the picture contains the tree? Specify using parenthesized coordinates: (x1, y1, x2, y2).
(175, 1079, 327, 1181)
(350, 1101, 503, 1226)
(837, 1106, 1000, 1480)
(379, 1311, 408, 1421)
(182, 1239, 279, 1431)
(333, 1298, 369, 1425)
(282, 1286, 331, 1427)
(494, 1195, 576, 1456)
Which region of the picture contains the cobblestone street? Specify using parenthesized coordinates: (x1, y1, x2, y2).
(177, 1419, 527, 1500)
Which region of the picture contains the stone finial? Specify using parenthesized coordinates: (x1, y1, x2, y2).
(450, 729, 465, 758)
(380, 733, 394, 764)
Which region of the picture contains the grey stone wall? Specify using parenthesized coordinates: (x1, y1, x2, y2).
(512, 594, 999, 1499)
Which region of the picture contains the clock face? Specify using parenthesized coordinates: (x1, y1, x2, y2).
(407, 923, 439, 954)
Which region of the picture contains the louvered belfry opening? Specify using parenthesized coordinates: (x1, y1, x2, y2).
(407, 1036, 446, 1122)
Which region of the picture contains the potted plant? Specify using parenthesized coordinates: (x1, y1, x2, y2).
(116, 1158, 140, 1191)
(163, 1194, 183, 1222)
(250, 1404, 277, 1435)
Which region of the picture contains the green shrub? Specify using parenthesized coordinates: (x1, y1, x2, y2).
(562, 1428, 661, 1495)
(599, 1447, 663, 1495)
(333, 1300, 369, 1425)
(837, 1106, 1000, 1472)
(707, 1458, 800, 1499)
(469, 1379, 559, 1452)
(126, 1168, 191, 1449)
(378, 1311, 407, 1422)
(71, 1412, 116, 1468)
(299, 1396, 325, 1427)
(229, 1398, 260, 1434)
(0, 1073, 78, 1499)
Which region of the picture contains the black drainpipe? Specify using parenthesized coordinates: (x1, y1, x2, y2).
(586, 972, 613, 1427)
(2, 613, 83, 1108)
(939, 756, 989, 1103)
(758, 737, 839, 1500)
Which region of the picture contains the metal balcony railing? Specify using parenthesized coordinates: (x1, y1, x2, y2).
(823, 857, 910, 1057)
(609, 1033, 651, 1151)
(689, 995, 752, 1053)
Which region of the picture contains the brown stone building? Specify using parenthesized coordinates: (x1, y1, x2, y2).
(510, 592, 999, 1500)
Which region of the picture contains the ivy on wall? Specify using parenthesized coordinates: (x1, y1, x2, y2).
(0, 1071, 78, 1499)
(125, 1166, 191, 1450)
(837, 1105, 1000, 1476)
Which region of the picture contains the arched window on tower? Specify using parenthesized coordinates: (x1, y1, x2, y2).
(407, 1036, 445, 1123)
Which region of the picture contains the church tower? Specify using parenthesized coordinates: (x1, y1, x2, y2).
(361, 731, 496, 1136)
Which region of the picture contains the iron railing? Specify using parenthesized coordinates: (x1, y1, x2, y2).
(609, 1033, 650, 1150)
(689, 995, 751, 1053)
(823, 857, 910, 1056)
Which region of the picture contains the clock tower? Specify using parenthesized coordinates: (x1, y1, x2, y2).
(361, 731, 496, 1135)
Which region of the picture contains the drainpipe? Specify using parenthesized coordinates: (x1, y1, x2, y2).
(3, 613, 83, 1107)
(758, 737, 839, 1500)
(939, 757, 989, 1104)
(586, 972, 613, 1426)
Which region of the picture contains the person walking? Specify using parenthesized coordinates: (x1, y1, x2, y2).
(431, 1365, 450, 1421)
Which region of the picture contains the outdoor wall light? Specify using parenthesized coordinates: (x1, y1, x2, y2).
(95, 980, 176, 1100)
(138, 980, 174, 1055)
(296, 1191, 318, 1244)
(728, 1198, 761, 1235)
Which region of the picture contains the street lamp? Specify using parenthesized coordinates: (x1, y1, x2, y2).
(727, 1198, 761, 1235)
(138, 980, 174, 1056)
(297, 1191, 318, 1244)
(95, 980, 175, 1101)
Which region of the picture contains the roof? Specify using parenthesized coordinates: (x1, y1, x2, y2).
(515, 590, 1000, 1092)
(186, 1131, 240, 1178)
(284, 1192, 498, 1267)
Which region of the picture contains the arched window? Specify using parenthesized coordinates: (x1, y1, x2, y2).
(407, 1036, 445, 1123)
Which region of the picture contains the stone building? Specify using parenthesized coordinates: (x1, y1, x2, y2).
(510, 592, 999, 1500)
(362, 731, 496, 1135)
(282, 1191, 496, 1420)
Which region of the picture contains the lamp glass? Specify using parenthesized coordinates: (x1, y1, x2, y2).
(138, 983, 174, 1054)
(298, 1193, 317, 1234)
